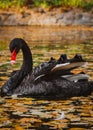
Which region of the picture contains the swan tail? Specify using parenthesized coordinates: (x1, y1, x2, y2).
(88, 81, 93, 92)
(76, 81, 93, 96)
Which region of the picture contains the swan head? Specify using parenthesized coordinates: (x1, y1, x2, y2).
(9, 38, 24, 64)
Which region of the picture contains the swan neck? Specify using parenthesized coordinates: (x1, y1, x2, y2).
(21, 42, 33, 73)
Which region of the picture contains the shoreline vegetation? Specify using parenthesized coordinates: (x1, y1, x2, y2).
(0, 0, 93, 11)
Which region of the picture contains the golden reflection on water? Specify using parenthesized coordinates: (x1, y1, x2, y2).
(0, 26, 93, 129)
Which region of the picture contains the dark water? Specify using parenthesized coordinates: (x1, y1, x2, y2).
(0, 26, 93, 130)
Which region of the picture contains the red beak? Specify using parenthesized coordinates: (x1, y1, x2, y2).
(11, 49, 17, 64)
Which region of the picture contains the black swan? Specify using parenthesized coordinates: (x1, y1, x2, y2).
(1, 38, 93, 99)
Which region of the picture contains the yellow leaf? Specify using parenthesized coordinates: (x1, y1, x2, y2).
(15, 125, 25, 130)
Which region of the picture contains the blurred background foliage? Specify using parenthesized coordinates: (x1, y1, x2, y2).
(0, 0, 93, 10)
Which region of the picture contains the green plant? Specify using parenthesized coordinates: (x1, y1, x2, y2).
(82, 0, 93, 10)
(0, 0, 93, 10)
(33, 0, 48, 8)
(0, 0, 27, 9)
(12, 0, 27, 8)
(48, 0, 62, 6)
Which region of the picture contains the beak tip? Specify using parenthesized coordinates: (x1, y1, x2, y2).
(10, 60, 16, 65)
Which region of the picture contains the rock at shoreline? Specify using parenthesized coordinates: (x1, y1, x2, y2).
(0, 9, 93, 26)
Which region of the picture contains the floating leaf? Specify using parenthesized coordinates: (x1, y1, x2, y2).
(15, 125, 25, 130)
(19, 117, 42, 124)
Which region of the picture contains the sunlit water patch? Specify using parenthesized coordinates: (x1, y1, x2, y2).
(0, 26, 93, 130)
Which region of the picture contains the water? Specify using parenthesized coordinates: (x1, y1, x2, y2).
(0, 26, 93, 130)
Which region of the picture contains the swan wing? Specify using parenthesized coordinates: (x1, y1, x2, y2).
(33, 59, 57, 79)
(33, 54, 87, 81)
(51, 61, 87, 73)
(62, 74, 90, 82)
(50, 54, 87, 74)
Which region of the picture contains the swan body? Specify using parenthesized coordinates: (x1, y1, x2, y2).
(1, 38, 93, 99)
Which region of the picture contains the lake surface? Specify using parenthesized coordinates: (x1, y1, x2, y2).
(0, 26, 93, 130)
